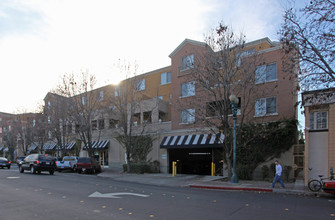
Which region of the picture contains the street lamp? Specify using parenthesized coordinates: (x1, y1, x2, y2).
(229, 94, 239, 183)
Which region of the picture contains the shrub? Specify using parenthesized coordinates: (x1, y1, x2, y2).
(261, 165, 269, 180)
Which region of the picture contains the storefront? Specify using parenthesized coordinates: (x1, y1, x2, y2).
(160, 133, 224, 175)
(84, 140, 110, 167)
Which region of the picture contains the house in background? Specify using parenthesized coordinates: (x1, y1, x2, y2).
(302, 88, 335, 184)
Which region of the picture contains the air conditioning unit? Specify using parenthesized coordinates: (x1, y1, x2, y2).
(133, 121, 138, 126)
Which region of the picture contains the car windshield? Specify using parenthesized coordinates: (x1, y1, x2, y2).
(64, 158, 75, 161)
(38, 155, 54, 161)
(78, 158, 91, 163)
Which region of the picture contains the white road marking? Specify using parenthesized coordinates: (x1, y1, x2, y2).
(88, 191, 150, 199)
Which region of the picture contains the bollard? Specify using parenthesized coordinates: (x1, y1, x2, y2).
(172, 161, 177, 176)
(211, 162, 215, 176)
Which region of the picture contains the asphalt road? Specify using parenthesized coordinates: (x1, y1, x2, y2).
(1, 166, 335, 220)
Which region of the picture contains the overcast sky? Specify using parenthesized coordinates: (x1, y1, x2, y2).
(0, 0, 307, 113)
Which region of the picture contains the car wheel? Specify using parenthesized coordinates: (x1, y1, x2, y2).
(49, 170, 54, 175)
(77, 169, 82, 174)
(58, 170, 62, 172)
(73, 166, 77, 172)
(7, 166, 10, 169)
(91, 168, 96, 174)
(30, 165, 36, 174)
(19, 166, 24, 173)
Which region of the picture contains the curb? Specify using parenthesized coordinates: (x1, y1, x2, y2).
(189, 184, 273, 192)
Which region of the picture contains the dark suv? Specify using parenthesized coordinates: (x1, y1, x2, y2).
(19, 154, 56, 175)
(77, 157, 101, 174)
(0, 157, 11, 169)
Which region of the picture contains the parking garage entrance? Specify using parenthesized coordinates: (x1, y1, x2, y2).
(160, 133, 224, 175)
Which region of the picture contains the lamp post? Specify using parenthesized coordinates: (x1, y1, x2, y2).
(229, 94, 239, 183)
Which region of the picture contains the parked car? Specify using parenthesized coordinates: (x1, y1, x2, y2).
(19, 154, 56, 175)
(0, 157, 11, 169)
(56, 156, 78, 172)
(76, 157, 101, 174)
(16, 156, 26, 165)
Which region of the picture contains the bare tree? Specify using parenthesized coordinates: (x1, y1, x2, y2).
(44, 92, 74, 157)
(279, 0, 335, 90)
(178, 24, 265, 179)
(107, 62, 157, 172)
(55, 71, 103, 158)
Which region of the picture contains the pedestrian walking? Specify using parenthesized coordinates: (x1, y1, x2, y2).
(272, 160, 285, 188)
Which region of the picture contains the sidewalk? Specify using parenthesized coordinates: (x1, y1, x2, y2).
(98, 168, 331, 197)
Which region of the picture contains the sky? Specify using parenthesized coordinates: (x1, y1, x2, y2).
(0, 0, 308, 114)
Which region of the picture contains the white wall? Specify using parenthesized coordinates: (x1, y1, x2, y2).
(308, 132, 328, 179)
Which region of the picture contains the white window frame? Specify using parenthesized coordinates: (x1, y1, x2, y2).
(309, 111, 328, 130)
(136, 79, 145, 92)
(181, 54, 194, 71)
(180, 109, 195, 124)
(161, 71, 171, 85)
(181, 81, 195, 97)
(255, 97, 277, 116)
(255, 63, 277, 84)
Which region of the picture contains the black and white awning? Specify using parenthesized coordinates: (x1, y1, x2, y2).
(43, 143, 57, 151)
(28, 145, 38, 152)
(84, 140, 109, 150)
(160, 133, 225, 149)
(65, 142, 76, 150)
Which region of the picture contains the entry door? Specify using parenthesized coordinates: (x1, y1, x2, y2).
(308, 132, 328, 179)
(99, 151, 104, 166)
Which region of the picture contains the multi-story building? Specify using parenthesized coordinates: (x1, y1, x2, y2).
(29, 37, 298, 175)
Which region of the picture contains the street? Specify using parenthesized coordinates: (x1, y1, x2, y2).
(1, 166, 335, 220)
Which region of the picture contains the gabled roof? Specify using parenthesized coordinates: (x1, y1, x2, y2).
(169, 39, 207, 58)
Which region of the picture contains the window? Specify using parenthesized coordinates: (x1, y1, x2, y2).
(206, 100, 224, 117)
(109, 119, 119, 128)
(91, 120, 97, 130)
(309, 111, 328, 130)
(255, 63, 277, 84)
(136, 79, 145, 92)
(98, 119, 105, 130)
(161, 71, 171, 85)
(143, 111, 152, 123)
(98, 91, 104, 102)
(48, 101, 51, 108)
(75, 124, 80, 133)
(181, 81, 195, 97)
(82, 96, 87, 105)
(180, 109, 195, 124)
(237, 49, 255, 67)
(255, 97, 277, 116)
(181, 54, 194, 71)
(67, 124, 72, 134)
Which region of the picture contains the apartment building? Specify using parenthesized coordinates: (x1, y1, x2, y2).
(302, 88, 335, 184)
(162, 38, 298, 174)
(30, 37, 298, 175)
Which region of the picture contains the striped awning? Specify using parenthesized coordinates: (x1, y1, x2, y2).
(84, 140, 109, 150)
(65, 142, 76, 150)
(160, 133, 225, 149)
(43, 143, 57, 151)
